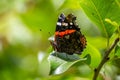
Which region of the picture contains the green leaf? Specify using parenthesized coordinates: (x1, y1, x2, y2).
(113, 57, 120, 69)
(81, 43, 101, 68)
(80, 0, 120, 38)
(115, 42, 120, 57)
(48, 42, 101, 75)
(50, 51, 80, 61)
(86, 36, 107, 49)
(59, 0, 80, 10)
(105, 18, 119, 28)
(84, 54, 91, 65)
(48, 51, 87, 75)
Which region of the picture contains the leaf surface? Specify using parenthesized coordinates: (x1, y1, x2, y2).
(80, 0, 120, 37)
(48, 51, 86, 75)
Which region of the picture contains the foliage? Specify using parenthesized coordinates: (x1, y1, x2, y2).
(80, 0, 120, 38)
(0, 0, 120, 80)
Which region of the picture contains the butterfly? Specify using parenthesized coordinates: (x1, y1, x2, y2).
(49, 13, 87, 55)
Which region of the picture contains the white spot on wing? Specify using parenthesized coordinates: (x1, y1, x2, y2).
(62, 23, 68, 26)
(57, 22, 61, 26)
(70, 22, 73, 25)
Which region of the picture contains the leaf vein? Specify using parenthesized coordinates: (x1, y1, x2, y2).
(90, 0, 108, 37)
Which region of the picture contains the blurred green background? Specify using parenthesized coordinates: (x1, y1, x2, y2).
(0, 0, 107, 80)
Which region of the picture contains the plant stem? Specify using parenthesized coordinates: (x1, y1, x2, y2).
(93, 38, 119, 80)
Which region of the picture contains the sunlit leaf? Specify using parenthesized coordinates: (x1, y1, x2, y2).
(86, 36, 107, 49)
(60, 0, 80, 10)
(81, 43, 101, 68)
(105, 18, 119, 28)
(80, 0, 120, 38)
(48, 51, 87, 75)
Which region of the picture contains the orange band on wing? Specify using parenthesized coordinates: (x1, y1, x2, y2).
(55, 29, 76, 37)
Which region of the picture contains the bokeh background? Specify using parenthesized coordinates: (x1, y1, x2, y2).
(0, 0, 103, 80)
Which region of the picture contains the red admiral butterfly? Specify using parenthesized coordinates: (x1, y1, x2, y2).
(50, 13, 86, 55)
